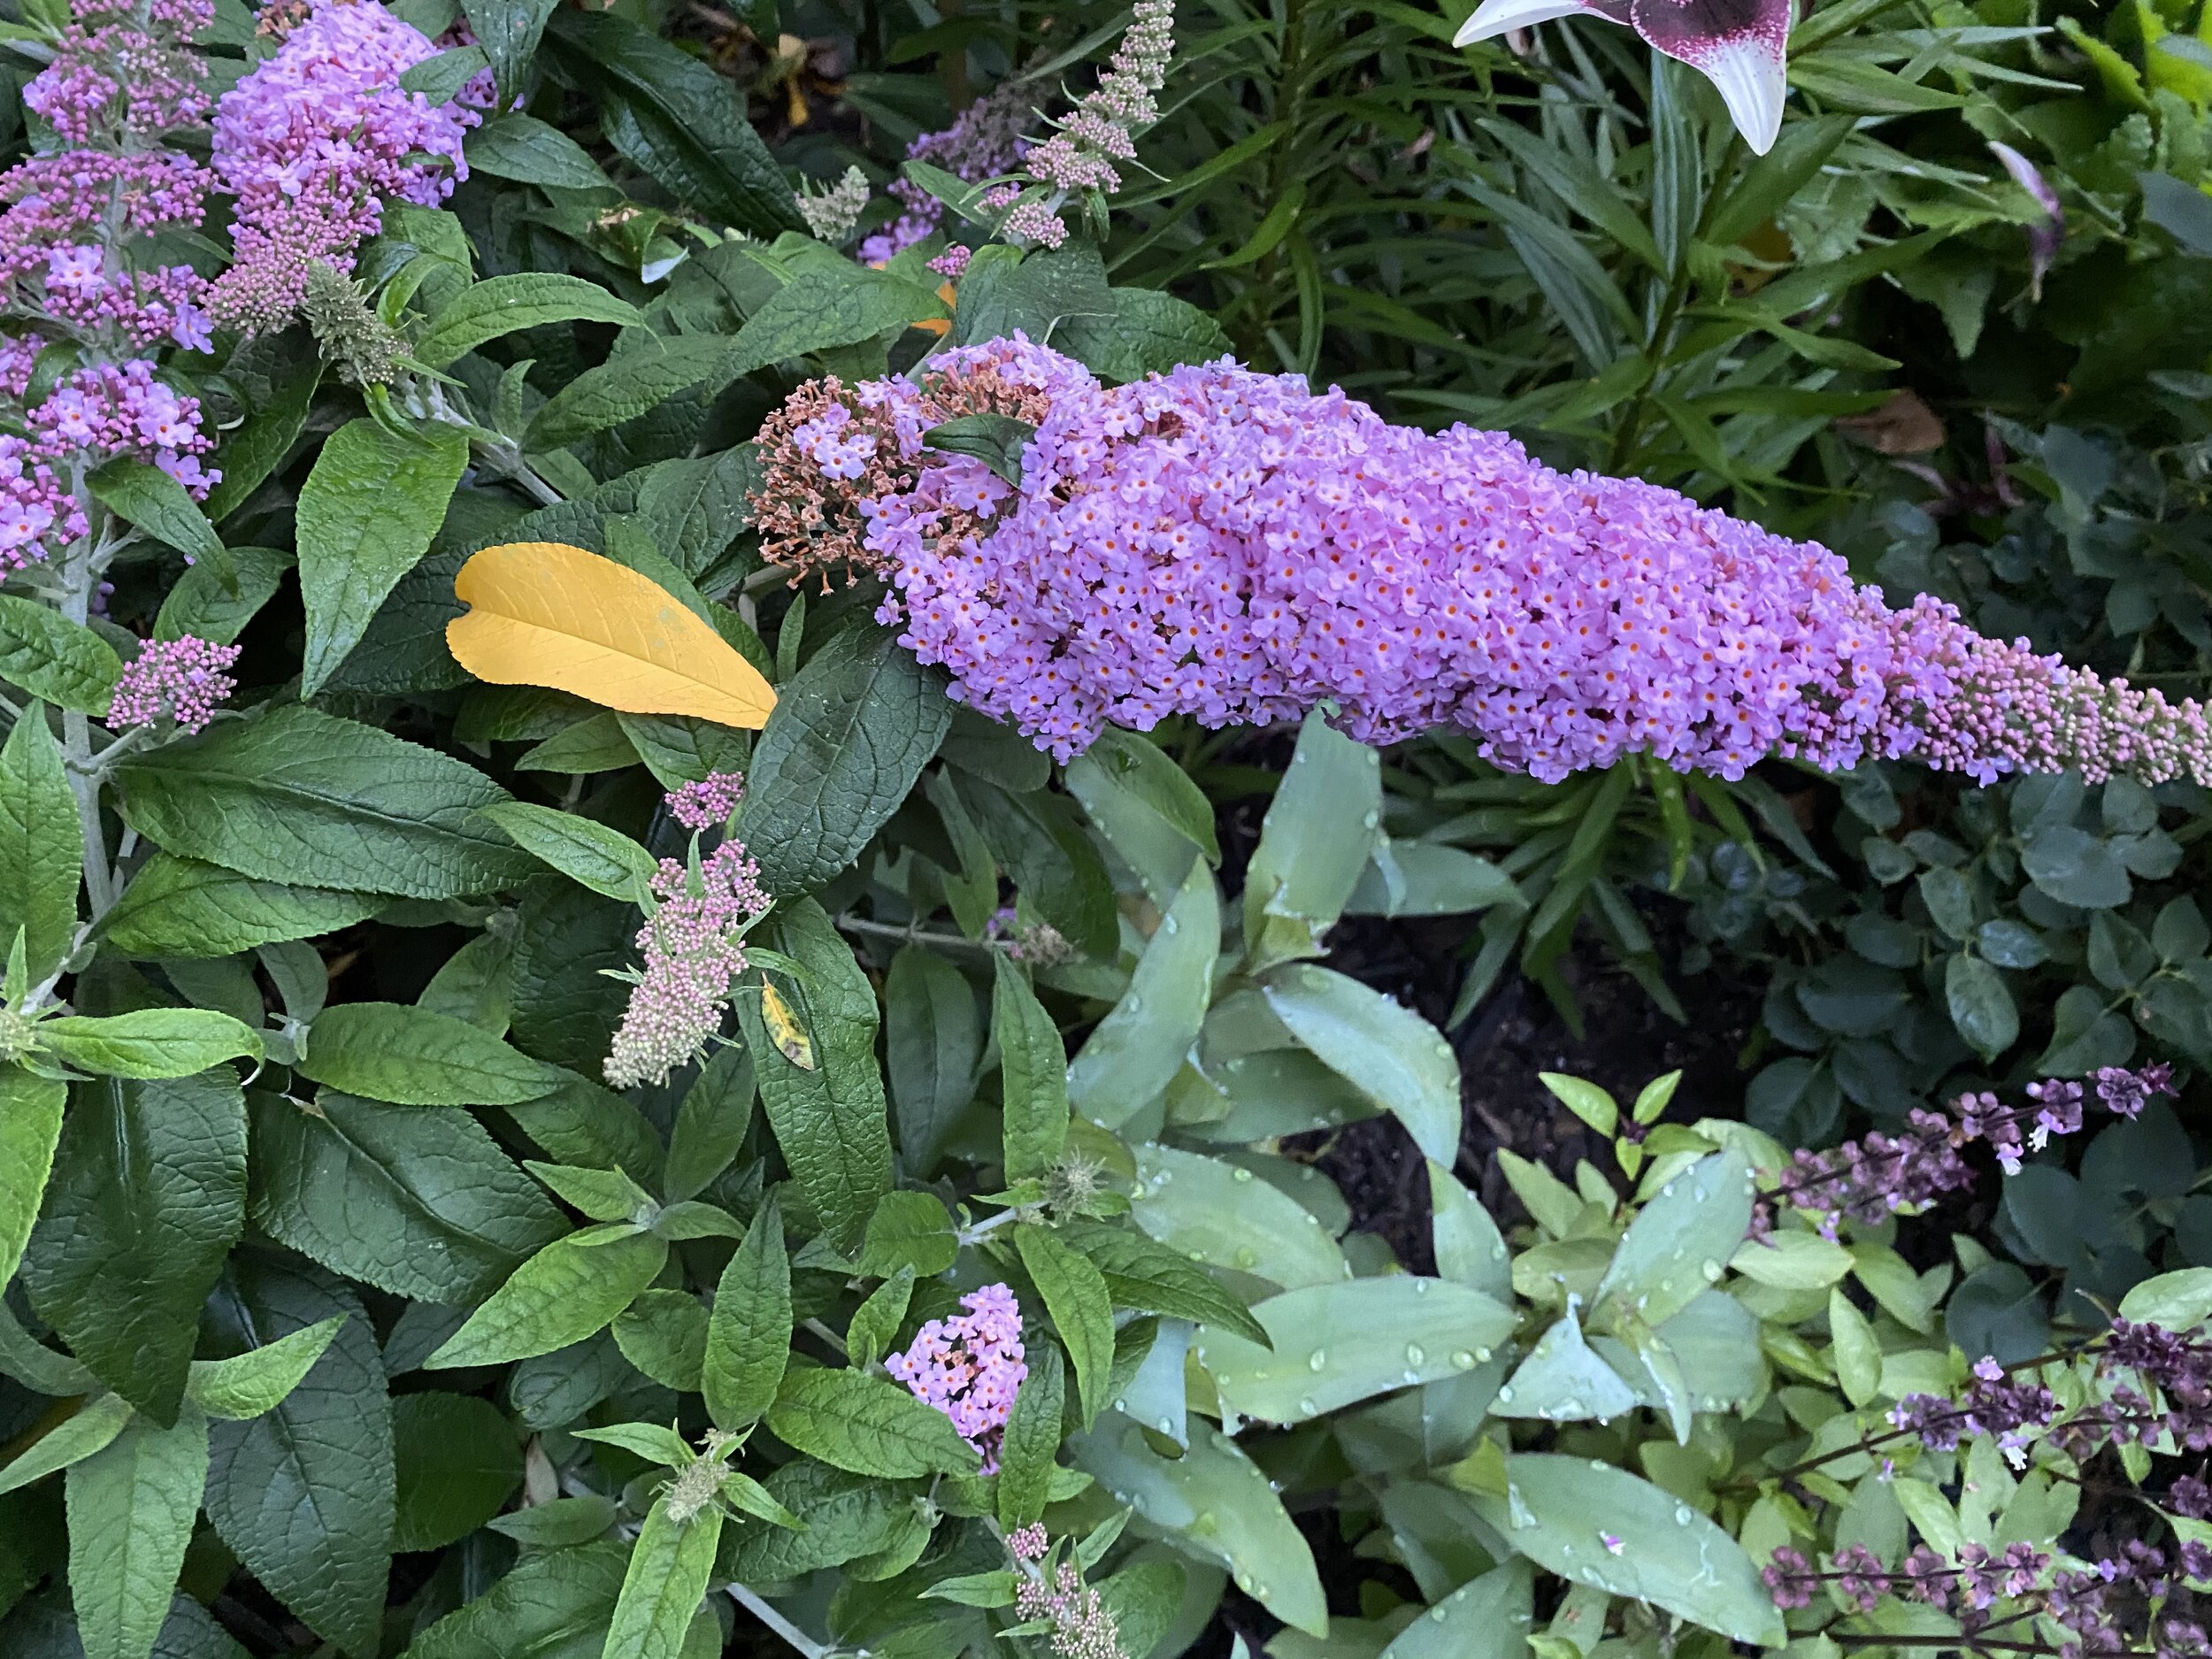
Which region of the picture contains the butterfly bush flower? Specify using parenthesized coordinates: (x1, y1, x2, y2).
(754, 339, 2212, 789)
(1455, 0, 1790, 155)
(797, 165, 872, 246)
(859, 80, 1038, 265)
(665, 771, 748, 832)
(883, 1282, 1027, 1471)
(107, 634, 242, 732)
(1002, 0, 1175, 248)
(205, 0, 477, 331)
(603, 836, 772, 1089)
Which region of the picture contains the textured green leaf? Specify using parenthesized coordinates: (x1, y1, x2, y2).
(1056, 286, 1235, 383)
(856, 1190, 956, 1279)
(735, 902, 892, 1250)
(1014, 1226, 1116, 1427)
(102, 856, 378, 961)
(1263, 964, 1461, 1166)
(457, 0, 558, 99)
(885, 945, 977, 1178)
(1130, 1145, 1347, 1292)
(296, 1002, 559, 1106)
(1474, 1455, 1784, 1645)
(397, 1539, 629, 1659)
(392, 1393, 521, 1552)
(1590, 1148, 1754, 1330)
(478, 803, 655, 903)
(66, 1404, 208, 1659)
(1195, 1277, 1515, 1425)
(295, 420, 469, 695)
(417, 273, 641, 368)
(428, 1226, 666, 1368)
(611, 1291, 708, 1392)
(0, 1067, 64, 1293)
(204, 1262, 393, 1659)
(1066, 861, 1217, 1131)
(0, 1389, 134, 1496)
(664, 1046, 754, 1202)
(603, 1501, 720, 1659)
(766, 1366, 979, 1478)
(1070, 1412, 1325, 1637)
(1945, 951, 2019, 1061)
(993, 956, 1068, 1183)
(995, 1340, 1066, 1531)
(115, 705, 534, 899)
(201, 359, 319, 526)
(524, 342, 738, 452)
(23, 1072, 247, 1424)
(0, 705, 80, 981)
(741, 627, 952, 895)
(187, 1317, 344, 1420)
(1057, 1220, 1269, 1347)
(85, 460, 223, 567)
(723, 270, 946, 379)
(0, 596, 121, 713)
(465, 112, 611, 188)
(37, 1010, 261, 1079)
(719, 1463, 910, 1578)
(1379, 1561, 1532, 1659)
(250, 1092, 565, 1305)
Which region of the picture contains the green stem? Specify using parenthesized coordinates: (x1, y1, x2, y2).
(726, 1585, 828, 1658)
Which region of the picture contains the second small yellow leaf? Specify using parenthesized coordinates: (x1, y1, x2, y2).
(448, 541, 775, 729)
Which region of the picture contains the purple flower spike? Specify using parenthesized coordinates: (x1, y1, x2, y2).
(1454, 0, 1792, 155)
(1987, 142, 2064, 299)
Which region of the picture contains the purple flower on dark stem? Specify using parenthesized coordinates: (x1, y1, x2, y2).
(1455, 0, 1790, 154)
(1988, 141, 2063, 301)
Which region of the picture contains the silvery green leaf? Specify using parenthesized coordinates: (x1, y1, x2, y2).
(1494, 1299, 1640, 1424)
(1263, 964, 1461, 1166)
(1241, 710, 1379, 968)
(1067, 861, 1217, 1131)
(1380, 1561, 1534, 1659)
(1590, 1148, 1753, 1331)
(1131, 1144, 1347, 1291)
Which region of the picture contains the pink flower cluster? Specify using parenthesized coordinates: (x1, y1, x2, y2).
(665, 770, 746, 832)
(883, 1282, 1027, 1472)
(857, 81, 1035, 265)
(22, 0, 212, 142)
(603, 836, 772, 1089)
(0, 356, 218, 572)
(107, 634, 242, 732)
(205, 0, 476, 331)
(753, 339, 2212, 789)
(1010, 1530, 1125, 1659)
(1004, 0, 1174, 248)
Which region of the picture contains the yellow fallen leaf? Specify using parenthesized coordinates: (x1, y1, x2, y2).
(758, 981, 816, 1070)
(448, 541, 775, 729)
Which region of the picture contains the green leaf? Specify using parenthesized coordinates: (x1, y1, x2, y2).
(417, 273, 642, 368)
(766, 1366, 981, 1477)
(525, 341, 741, 452)
(1130, 1145, 1347, 1291)
(1829, 1287, 1882, 1408)
(1062, 726, 1216, 910)
(250, 1091, 565, 1304)
(1945, 952, 2018, 1061)
(1058, 1220, 1269, 1347)
(297, 1001, 560, 1105)
(85, 459, 224, 567)
(1066, 861, 1217, 1132)
(573, 1422, 693, 1467)
(1538, 1074, 1617, 1137)
(611, 1291, 708, 1391)
(400, 45, 488, 104)
(458, 0, 558, 99)
(720, 1463, 910, 1578)
(1198, 1276, 1514, 1425)
(204, 1262, 394, 1659)
(485, 1494, 619, 1548)
(922, 412, 1033, 485)
(1263, 964, 1461, 1166)
(1069, 1413, 1326, 1638)
(856, 1189, 957, 1279)
(664, 1046, 754, 1203)
(393, 1393, 521, 1551)
(398, 1539, 629, 1659)
(843, 1266, 913, 1371)
(1591, 1148, 1753, 1331)
(0, 1067, 64, 1294)
(724, 269, 947, 378)
(37, 1010, 261, 1079)
(465, 111, 611, 188)
(0, 1296, 95, 1395)
(154, 544, 291, 649)
(102, 856, 378, 962)
(296, 419, 470, 695)
(0, 705, 81, 981)
(427, 1226, 668, 1368)
(2118, 1267, 2212, 1331)
(1347, 839, 1522, 918)
(545, 10, 803, 235)
(995, 1340, 1065, 1531)
(1706, 114, 1854, 248)
(993, 956, 1068, 1184)
(23, 1072, 247, 1424)
(202, 360, 319, 527)
(734, 902, 893, 1250)
(741, 627, 952, 896)
(604, 1500, 720, 1659)
(2022, 825, 2131, 910)
(115, 705, 535, 900)
(953, 244, 1115, 350)
(1380, 1562, 1532, 1659)
(1474, 1455, 1783, 1645)
(1056, 287, 1235, 383)
(477, 803, 655, 905)
(1014, 1226, 1116, 1427)
(0, 595, 122, 713)
(66, 1404, 209, 1659)
(0, 1390, 134, 1497)
(1242, 710, 1379, 968)
(187, 1317, 344, 1419)
(1493, 1302, 1641, 1423)
(1429, 1161, 1513, 1304)
(885, 945, 977, 1178)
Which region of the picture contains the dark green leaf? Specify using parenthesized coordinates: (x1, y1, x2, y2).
(885, 946, 977, 1179)
(202, 360, 319, 526)
(398, 1539, 629, 1659)
(664, 1046, 755, 1203)
(0, 596, 121, 713)
(428, 1226, 667, 1369)
(416, 273, 642, 369)
(0, 1068, 64, 1294)
(102, 856, 377, 961)
(993, 956, 1068, 1185)
(921, 413, 1033, 486)
(392, 1393, 521, 1551)
(1014, 1227, 1115, 1428)
(465, 112, 611, 188)
(0, 706, 80, 981)
(85, 460, 224, 568)
(298, 1001, 560, 1106)
(995, 1340, 1064, 1531)
(37, 1010, 261, 1079)
(766, 1366, 980, 1477)
(458, 0, 558, 100)
(64, 1404, 208, 1659)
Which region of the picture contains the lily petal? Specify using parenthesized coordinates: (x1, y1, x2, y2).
(1629, 0, 1791, 154)
(1454, 0, 1623, 47)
